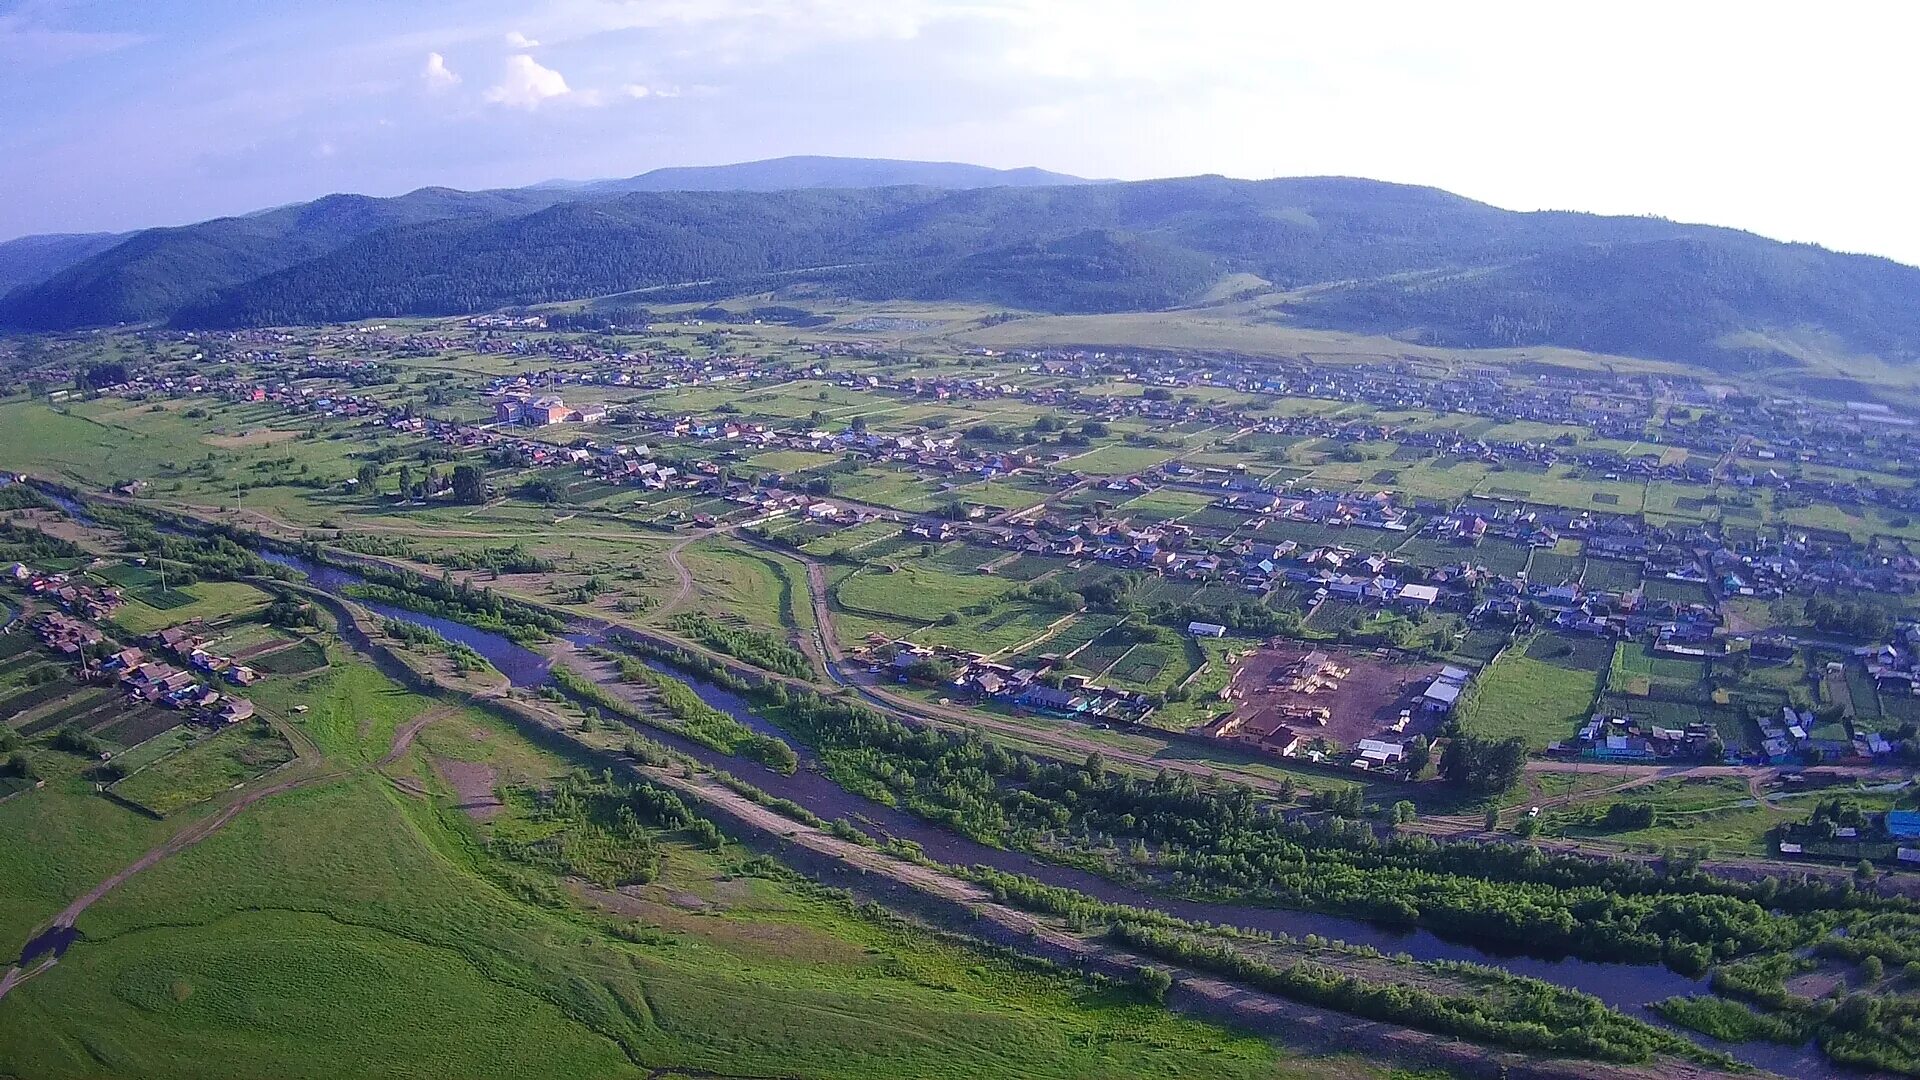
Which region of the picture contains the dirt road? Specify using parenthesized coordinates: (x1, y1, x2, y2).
(655, 536, 699, 617)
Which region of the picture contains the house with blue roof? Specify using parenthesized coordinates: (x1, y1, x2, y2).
(1887, 811, 1920, 839)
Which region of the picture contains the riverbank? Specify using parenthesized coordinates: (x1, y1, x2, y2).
(290, 575, 1759, 1079)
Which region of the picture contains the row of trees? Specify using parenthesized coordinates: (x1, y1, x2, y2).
(652, 662, 1888, 974)
(666, 613, 812, 680)
(353, 461, 486, 504)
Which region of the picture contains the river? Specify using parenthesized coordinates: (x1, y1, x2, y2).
(138, 541, 1834, 1076)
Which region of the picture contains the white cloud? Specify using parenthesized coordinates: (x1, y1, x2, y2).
(504, 30, 540, 48)
(485, 54, 571, 108)
(421, 51, 459, 91)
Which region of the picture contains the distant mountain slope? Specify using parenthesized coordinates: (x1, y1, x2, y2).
(0, 188, 570, 330)
(6, 169, 1918, 369)
(1287, 233, 1920, 362)
(573, 155, 1095, 195)
(0, 232, 125, 295)
(163, 175, 1715, 330)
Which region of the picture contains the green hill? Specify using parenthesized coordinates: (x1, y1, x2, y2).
(6, 170, 1917, 369)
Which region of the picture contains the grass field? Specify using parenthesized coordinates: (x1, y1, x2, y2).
(674, 539, 811, 634)
(0, 660, 1298, 1080)
(0, 772, 181, 948)
(835, 563, 1016, 625)
(252, 638, 329, 675)
(1549, 777, 1809, 856)
(109, 721, 297, 816)
(1460, 633, 1607, 749)
(110, 580, 273, 635)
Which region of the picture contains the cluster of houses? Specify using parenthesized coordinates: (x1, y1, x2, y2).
(31, 611, 105, 655)
(1570, 714, 1727, 763)
(105, 626, 257, 722)
(11, 564, 123, 621)
(881, 642, 1155, 723)
(88, 326, 1920, 612)
(1777, 809, 1920, 862)
(1569, 695, 1907, 767)
(22, 613, 258, 728)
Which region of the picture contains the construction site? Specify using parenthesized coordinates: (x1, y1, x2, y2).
(1202, 641, 1447, 761)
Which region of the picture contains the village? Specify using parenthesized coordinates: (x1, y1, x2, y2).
(33, 318, 1920, 788)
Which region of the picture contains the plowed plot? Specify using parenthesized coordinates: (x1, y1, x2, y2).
(1225, 641, 1444, 745)
(91, 706, 187, 748)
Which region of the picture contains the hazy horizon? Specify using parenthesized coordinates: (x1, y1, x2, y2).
(6, 1, 1918, 264)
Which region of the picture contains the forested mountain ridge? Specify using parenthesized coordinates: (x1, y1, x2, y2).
(0, 157, 1085, 329)
(0, 232, 126, 295)
(0, 187, 571, 330)
(5, 169, 1918, 368)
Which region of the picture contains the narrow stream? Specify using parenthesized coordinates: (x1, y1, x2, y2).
(86, 531, 1834, 1076)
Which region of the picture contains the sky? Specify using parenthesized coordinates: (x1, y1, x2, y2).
(3, 0, 1916, 264)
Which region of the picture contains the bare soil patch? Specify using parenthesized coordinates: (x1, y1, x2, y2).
(1222, 639, 1444, 747)
(3, 507, 121, 549)
(432, 756, 502, 821)
(1787, 967, 1848, 1000)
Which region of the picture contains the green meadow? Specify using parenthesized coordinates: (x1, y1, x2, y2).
(1, 659, 1305, 1080)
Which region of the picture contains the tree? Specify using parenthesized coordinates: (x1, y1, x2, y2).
(1391, 800, 1417, 825)
(355, 462, 381, 492)
(1444, 735, 1528, 796)
(902, 657, 957, 684)
(517, 477, 562, 504)
(1403, 735, 1432, 777)
(451, 463, 486, 504)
